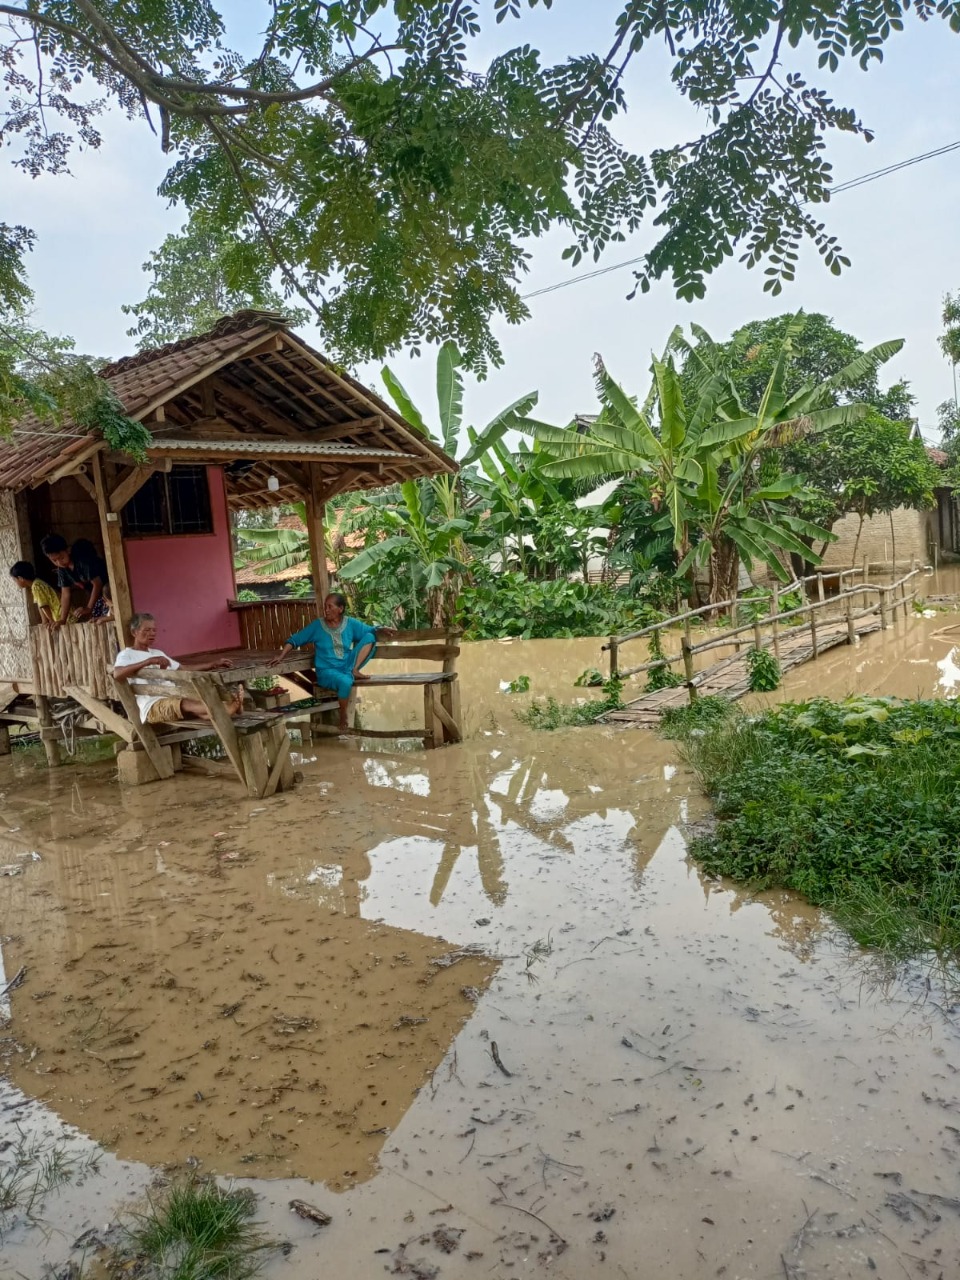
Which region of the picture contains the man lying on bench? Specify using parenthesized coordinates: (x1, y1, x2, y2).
(114, 612, 242, 725)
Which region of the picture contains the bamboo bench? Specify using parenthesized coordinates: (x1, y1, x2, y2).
(308, 628, 462, 748)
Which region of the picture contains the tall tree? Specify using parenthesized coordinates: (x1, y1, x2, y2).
(2, 2, 956, 370)
(122, 218, 309, 349)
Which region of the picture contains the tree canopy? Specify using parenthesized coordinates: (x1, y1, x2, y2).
(3, 0, 957, 370)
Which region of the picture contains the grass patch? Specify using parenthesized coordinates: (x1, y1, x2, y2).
(120, 1180, 271, 1280)
(666, 695, 960, 961)
(0, 1129, 101, 1238)
(517, 677, 624, 730)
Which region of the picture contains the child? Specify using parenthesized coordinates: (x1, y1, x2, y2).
(10, 561, 62, 627)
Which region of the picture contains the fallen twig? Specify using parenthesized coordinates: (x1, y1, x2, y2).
(490, 1041, 512, 1077)
(0, 966, 26, 998)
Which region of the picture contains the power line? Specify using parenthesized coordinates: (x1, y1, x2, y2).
(521, 139, 960, 302)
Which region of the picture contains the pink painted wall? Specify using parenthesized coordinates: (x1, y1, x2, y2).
(124, 466, 241, 657)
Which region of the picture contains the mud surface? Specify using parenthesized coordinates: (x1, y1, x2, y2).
(2, 617, 960, 1277)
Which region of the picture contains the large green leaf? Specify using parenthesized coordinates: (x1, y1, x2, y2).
(697, 416, 761, 448)
(436, 340, 464, 456)
(651, 355, 686, 451)
(337, 536, 410, 580)
(460, 391, 539, 466)
(381, 367, 431, 438)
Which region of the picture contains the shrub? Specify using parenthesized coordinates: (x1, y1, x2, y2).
(457, 572, 660, 640)
(745, 646, 781, 692)
(673, 696, 960, 960)
(517, 677, 624, 730)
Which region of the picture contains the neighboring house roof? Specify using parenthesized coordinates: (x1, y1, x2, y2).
(234, 509, 366, 585)
(2, 310, 455, 507)
(927, 446, 949, 466)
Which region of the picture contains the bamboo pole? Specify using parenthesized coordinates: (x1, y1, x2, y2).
(809, 606, 818, 658)
(878, 586, 888, 630)
(771, 581, 781, 660)
(816, 573, 825, 604)
(608, 638, 619, 680)
(845, 593, 855, 645)
(681, 637, 696, 704)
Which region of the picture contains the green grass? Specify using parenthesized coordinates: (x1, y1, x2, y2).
(517, 677, 624, 730)
(0, 1130, 100, 1237)
(121, 1180, 269, 1280)
(664, 695, 960, 961)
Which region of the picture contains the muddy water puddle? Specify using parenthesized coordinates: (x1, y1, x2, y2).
(2, 631, 960, 1277)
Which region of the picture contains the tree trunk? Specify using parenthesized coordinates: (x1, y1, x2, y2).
(889, 509, 897, 574)
(850, 512, 865, 569)
(709, 536, 740, 607)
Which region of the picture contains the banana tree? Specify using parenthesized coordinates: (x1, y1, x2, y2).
(526, 322, 903, 603)
(337, 481, 472, 627)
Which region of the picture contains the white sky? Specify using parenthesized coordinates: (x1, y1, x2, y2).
(5, 3, 959, 443)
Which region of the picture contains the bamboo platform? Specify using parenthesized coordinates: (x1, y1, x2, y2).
(602, 614, 882, 728)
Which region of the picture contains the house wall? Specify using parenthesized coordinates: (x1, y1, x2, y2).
(0, 491, 32, 681)
(821, 505, 934, 569)
(125, 466, 241, 656)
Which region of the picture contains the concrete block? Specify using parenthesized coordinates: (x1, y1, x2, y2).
(117, 744, 177, 786)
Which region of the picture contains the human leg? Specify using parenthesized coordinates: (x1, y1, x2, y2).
(314, 667, 354, 731)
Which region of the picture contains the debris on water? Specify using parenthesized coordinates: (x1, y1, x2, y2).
(430, 947, 485, 969)
(290, 1199, 332, 1227)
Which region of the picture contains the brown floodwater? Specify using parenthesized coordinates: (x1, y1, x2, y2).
(2, 614, 960, 1278)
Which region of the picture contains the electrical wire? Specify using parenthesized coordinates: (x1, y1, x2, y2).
(521, 139, 960, 301)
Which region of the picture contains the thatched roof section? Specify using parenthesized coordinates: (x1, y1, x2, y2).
(0, 311, 455, 507)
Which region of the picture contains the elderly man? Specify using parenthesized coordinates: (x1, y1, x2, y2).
(114, 612, 240, 724)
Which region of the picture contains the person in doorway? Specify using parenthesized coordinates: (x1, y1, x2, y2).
(9, 561, 63, 627)
(40, 534, 109, 625)
(270, 592, 384, 732)
(113, 612, 241, 725)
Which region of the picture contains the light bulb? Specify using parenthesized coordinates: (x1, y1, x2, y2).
(267, 475, 280, 492)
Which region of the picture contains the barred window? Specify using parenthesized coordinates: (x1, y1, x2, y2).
(122, 466, 213, 537)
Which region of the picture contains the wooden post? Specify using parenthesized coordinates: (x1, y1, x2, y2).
(845, 593, 855, 645)
(771, 582, 781, 660)
(730, 595, 740, 651)
(681, 636, 697, 704)
(878, 586, 888, 630)
(809, 606, 818, 658)
(305, 467, 331, 605)
(0, 724, 10, 756)
(608, 638, 619, 681)
(862, 554, 869, 589)
(36, 695, 62, 767)
(91, 452, 134, 648)
(816, 573, 825, 604)
(753, 618, 763, 652)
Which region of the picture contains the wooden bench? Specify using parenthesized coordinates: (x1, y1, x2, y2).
(310, 628, 462, 748)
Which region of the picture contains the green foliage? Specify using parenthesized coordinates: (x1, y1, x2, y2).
(659, 695, 734, 739)
(457, 571, 658, 641)
(517, 678, 624, 731)
(121, 1180, 268, 1280)
(644, 627, 683, 692)
(677, 697, 960, 960)
(745, 646, 781, 692)
(574, 668, 604, 688)
(504, 674, 530, 693)
(0, 306, 150, 458)
(4, 5, 955, 369)
(236, 589, 259, 602)
(122, 217, 309, 350)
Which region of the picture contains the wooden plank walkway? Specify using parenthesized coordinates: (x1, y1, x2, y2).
(602, 614, 882, 728)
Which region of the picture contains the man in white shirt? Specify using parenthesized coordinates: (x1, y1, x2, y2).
(113, 612, 241, 724)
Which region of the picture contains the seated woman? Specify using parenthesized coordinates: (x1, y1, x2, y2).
(113, 612, 241, 725)
(271, 593, 383, 732)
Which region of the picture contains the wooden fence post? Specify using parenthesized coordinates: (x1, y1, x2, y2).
(681, 636, 697, 704)
(730, 595, 740, 652)
(816, 573, 825, 604)
(753, 618, 763, 652)
(878, 586, 888, 630)
(608, 638, 619, 681)
(845, 593, 855, 645)
(771, 582, 781, 660)
(809, 606, 818, 658)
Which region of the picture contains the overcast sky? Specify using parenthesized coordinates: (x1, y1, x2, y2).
(5, 3, 959, 443)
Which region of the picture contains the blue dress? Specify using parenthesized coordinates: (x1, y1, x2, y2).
(287, 617, 377, 699)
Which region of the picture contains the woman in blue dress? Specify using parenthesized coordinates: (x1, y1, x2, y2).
(270, 593, 382, 731)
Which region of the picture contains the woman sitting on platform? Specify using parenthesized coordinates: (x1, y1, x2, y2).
(270, 592, 386, 732)
(114, 613, 240, 725)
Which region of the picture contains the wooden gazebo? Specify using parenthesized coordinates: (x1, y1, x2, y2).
(0, 311, 457, 789)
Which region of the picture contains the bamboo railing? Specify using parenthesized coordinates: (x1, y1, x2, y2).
(227, 598, 316, 651)
(29, 623, 120, 699)
(604, 563, 932, 687)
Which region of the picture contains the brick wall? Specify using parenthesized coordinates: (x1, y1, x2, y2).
(821, 506, 934, 569)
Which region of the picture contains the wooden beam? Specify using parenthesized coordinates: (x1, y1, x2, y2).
(190, 674, 246, 783)
(112, 679, 175, 778)
(64, 684, 135, 743)
(200, 379, 216, 418)
(210, 377, 309, 435)
(305, 466, 330, 602)
(134, 329, 286, 424)
(91, 453, 134, 648)
(73, 471, 97, 502)
(36, 441, 102, 488)
(109, 465, 157, 514)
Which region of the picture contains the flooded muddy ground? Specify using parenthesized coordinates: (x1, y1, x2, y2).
(3, 609, 960, 1278)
